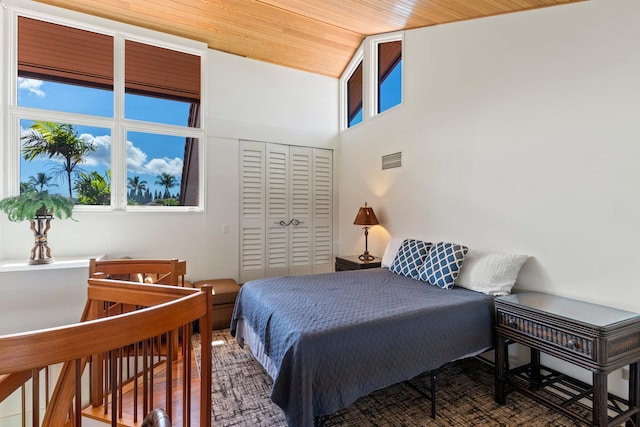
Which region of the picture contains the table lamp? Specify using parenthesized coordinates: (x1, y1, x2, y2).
(353, 202, 379, 261)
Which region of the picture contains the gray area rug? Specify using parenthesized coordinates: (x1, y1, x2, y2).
(194, 329, 578, 426)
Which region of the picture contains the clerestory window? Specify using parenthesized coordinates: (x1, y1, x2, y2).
(376, 40, 402, 114)
(346, 60, 363, 128)
(340, 33, 402, 131)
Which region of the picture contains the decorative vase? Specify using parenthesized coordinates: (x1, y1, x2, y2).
(28, 214, 55, 264)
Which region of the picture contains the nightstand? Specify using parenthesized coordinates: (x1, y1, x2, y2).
(495, 292, 640, 427)
(335, 255, 382, 271)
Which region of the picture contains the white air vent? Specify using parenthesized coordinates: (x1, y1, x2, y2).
(382, 152, 402, 170)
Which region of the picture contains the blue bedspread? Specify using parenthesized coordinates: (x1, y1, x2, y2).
(230, 268, 494, 427)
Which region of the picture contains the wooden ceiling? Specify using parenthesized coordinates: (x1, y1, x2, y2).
(35, 0, 585, 78)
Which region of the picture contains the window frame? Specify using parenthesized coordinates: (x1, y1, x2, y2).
(371, 33, 403, 117)
(3, 2, 207, 212)
(340, 32, 403, 132)
(339, 46, 364, 131)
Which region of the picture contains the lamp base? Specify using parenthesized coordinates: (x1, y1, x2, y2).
(358, 252, 375, 261)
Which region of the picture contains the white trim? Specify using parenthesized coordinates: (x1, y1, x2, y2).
(0, 254, 103, 272)
(339, 32, 404, 132)
(113, 32, 126, 210)
(370, 32, 404, 118)
(339, 44, 364, 131)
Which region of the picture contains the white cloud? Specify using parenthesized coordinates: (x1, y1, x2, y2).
(126, 140, 148, 173)
(90, 134, 183, 177)
(22, 127, 182, 181)
(80, 133, 111, 166)
(145, 157, 183, 176)
(18, 77, 45, 97)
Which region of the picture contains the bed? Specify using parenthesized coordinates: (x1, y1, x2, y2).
(230, 267, 496, 426)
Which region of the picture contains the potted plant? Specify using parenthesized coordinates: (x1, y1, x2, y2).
(0, 189, 75, 264)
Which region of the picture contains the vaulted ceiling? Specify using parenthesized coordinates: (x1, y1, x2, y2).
(36, 0, 585, 78)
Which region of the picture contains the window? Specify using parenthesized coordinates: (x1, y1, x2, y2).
(346, 60, 363, 128)
(340, 33, 403, 130)
(10, 13, 204, 209)
(377, 40, 402, 114)
(17, 17, 114, 117)
(19, 119, 112, 204)
(124, 39, 200, 128)
(126, 131, 199, 206)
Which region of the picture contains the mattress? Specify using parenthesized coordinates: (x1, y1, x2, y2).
(230, 268, 495, 427)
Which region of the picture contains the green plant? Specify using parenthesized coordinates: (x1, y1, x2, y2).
(0, 190, 74, 222)
(21, 121, 96, 199)
(75, 170, 110, 205)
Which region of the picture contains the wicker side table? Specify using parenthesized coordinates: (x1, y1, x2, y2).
(495, 292, 640, 427)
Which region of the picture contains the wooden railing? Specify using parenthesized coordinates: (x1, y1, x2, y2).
(0, 278, 212, 427)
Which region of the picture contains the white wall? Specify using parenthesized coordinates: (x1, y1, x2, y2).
(0, 0, 6, 262)
(207, 49, 339, 148)
(338, 0, 639, 396)
(0, 1, 339, 331)
(0, 260, 90, 335)
(4, 0, 637, 407)
(0, 54, 338, 281)
(340, 0, 640, 310)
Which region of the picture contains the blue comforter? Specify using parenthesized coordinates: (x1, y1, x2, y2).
(230, 268, 494, 427)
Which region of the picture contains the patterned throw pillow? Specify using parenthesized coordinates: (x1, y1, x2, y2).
(389, 239, 432, 279)
(418, 242, 469, 289)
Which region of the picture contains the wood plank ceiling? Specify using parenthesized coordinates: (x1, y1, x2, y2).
(35, 0, 586, 78)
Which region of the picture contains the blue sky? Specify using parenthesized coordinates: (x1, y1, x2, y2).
(18, 78, 190, 198)
(380, 61, 402, 113)
(349, 59, 402, 127)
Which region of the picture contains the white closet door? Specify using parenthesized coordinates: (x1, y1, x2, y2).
(240, 141, 333, 281)
(265, 143, 290, 278)
(239, 141, 266, 283)
(312, 148, 333, 273)
(288, 146, 313, 276)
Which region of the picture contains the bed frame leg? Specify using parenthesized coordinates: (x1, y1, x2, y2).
(430, 370, 437, 419)
(405, 368, 440, 419)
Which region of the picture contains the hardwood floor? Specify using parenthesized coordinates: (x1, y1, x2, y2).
(82, 345, 201, 427)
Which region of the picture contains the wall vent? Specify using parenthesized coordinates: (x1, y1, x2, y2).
(382, 152, 402, 170)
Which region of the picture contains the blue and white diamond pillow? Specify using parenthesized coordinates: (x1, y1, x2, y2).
(389, 239, 432, 279)
(418, 242, 469, 289)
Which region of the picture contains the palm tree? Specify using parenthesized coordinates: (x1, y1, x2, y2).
(127, 175, 148, 201)
(27, 172, 57, 193)
(19, 182, 32, 193)
(155, 173, 178, 199)
(21, 121, 96, 199)
(74, 170, 111, 206)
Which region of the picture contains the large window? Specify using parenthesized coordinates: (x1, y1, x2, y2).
(10, 13, 204, 209)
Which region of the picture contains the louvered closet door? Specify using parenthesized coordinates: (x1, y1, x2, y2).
(312, 148, 333, 273)
(240, 141, 333, 281)
(288, 146, 313, 276)
(265, 144, 290, 278)
(239, 141, 266, 283)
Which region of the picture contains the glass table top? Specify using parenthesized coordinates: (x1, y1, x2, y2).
(498, 292, 640, 327)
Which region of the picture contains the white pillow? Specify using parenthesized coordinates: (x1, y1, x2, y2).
(455, 250, 528, 296)
(381, 237, 404, 268)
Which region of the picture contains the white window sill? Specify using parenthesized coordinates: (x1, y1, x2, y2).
(0, 256, 104, 273)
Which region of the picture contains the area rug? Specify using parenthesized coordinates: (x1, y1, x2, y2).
(194, 329, 578, 426)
